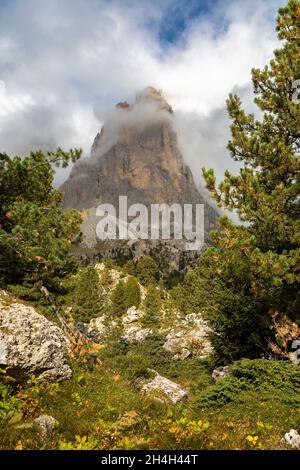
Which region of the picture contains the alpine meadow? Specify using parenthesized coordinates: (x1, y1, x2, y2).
(0, 0, 299, 459)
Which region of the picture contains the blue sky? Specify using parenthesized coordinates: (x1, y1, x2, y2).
(157, 1, 211, 46)
(0, 0, 285, 184)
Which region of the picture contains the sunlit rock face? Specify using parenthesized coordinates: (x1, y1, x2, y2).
(60, 87, 218, 266)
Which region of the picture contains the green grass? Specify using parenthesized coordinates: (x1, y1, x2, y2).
(1, 345, 299, 450)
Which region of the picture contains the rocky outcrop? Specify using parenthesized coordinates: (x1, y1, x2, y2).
(84, 316, 115, 343)
(212, 366, 231, 381)
(62, 87, 209, 212)
(0, 291, 72, 383)
(122, 306, 142, 324)
(162, 314, 212, 360)
(284, 429, 300, 449)
(33, 415, 59, 443)
(141, 371, 188, 404)
(61, 87, 218, 268)
(122, 325, 152, 344)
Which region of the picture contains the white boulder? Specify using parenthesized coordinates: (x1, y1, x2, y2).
(141, 372, 188, 404)
(0, 291, 72, 383)
(284, 429, 300, 449)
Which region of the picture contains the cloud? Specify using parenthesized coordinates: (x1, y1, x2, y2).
(0, 0, 285, 188)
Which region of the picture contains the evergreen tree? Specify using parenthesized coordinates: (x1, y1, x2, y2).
(110, 280, 127, 317)
(199, 0, 300, 362)
(0, 148, 82, 291)
(143, 284, 161, 324)
(136, 256, 159, 286)
(110, 277, 141, 317)
(123, 259, 136, 276)
(125, 276, 141, 308)
(68, 265, 104, 323)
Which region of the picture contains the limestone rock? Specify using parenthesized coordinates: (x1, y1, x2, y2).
(141, 372, 188, 404)
(163, 334, 191, 360)
(61, 87, 219, 269)
(122, 306, 142, 324)
(212, 366, 231, 381)
(284, 429, 300, 449)
(33, 415, 59, 443)
(163, 314, 212, 360)
(0, 291, 72, 383)
(122, 325, 151, 344)
(85, 316, 109, 342)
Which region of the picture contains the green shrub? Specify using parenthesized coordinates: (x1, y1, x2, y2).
(116, 352, 152, 381)
(0, 381, 20, 427)
(194, 359, 300, 408)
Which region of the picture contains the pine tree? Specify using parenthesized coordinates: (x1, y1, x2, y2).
(123, 259, 136, 276)
(143, 284, 161, 324)
(110, 277, 141, 317)
(110, 280, 127, 317)
(0, 148, 82, 291)
(125, 276, 141, 308)
(199, 0, 300, 362)
(69, 265, 104, 322)
(136, 256, 159, 286)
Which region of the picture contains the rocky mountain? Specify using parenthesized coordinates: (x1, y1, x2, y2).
(61, 87, 219, 267)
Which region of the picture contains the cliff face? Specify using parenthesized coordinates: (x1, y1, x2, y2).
(61, 87, 218, 262)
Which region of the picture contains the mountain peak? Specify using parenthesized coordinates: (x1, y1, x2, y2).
(61, 87, 218, 260)
(135, 86, 173, 114)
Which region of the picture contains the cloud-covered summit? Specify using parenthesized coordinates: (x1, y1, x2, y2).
(0, 0, 284, 186)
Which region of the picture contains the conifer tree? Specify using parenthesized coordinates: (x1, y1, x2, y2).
(0, 148, 82, 291)
(69, 265, 104, 322)
(199, 0, 300, 361)
(136, 256, 159, 286)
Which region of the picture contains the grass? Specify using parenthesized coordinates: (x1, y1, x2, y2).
(0, 342, 299, 450)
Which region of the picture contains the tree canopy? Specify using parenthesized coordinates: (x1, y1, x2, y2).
(0, 148, 82, 291)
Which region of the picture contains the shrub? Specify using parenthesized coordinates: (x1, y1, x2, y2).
(194, 359, 300, 408)
(0, 380, 20, 427)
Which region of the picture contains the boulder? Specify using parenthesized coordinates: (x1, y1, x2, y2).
(85, 316, 110, 342)
(163, 334, 191, 360)
(0, 291, 72, 383)
(141, 372, 188, 404)
(123, 325, 151, 344)
(122, 306, 142, 324)
(33, 415, 59, 443)
(212, 366, 231, 381)
(163, 314, 212, 360)
(284, 429, 300, 449)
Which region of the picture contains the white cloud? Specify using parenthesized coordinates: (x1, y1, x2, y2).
(0, 0, 285, 188)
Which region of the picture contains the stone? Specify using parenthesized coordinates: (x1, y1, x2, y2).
(212, 366, 231, 381)
(122, 325, 151, 344)
(0, 291, 72, 383)
(163, 336, 191, 360)
(122, 306, 141, 324)
(284, 429, 300, 449)
(33, 415, 59, 443)
(86, 316, 108, 342)
(163, 314, 212, 360)
(61, 87, 218, 270)
(141, 372, 188, 404)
